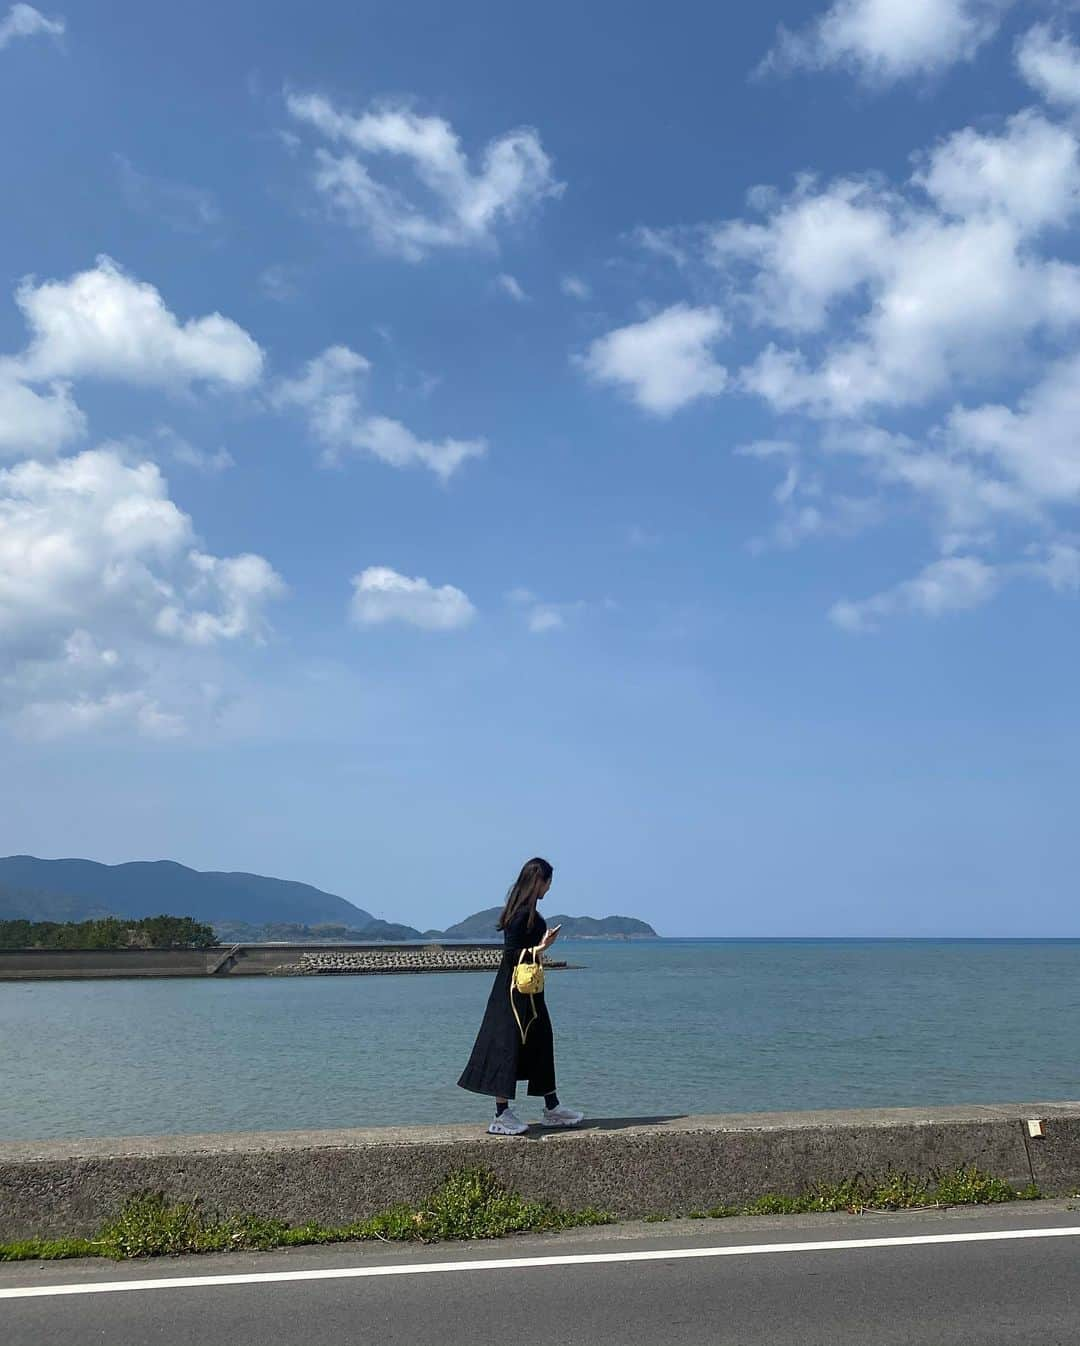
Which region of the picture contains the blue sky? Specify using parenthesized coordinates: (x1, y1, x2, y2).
(2, 0, 1079, 935)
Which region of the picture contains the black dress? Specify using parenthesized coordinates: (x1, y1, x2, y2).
(458, 908, 556, 1100)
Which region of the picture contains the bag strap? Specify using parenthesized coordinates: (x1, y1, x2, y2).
(511, 947, 540, 1043)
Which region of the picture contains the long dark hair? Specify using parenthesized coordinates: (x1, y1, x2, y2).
(497, 857, 554, 931)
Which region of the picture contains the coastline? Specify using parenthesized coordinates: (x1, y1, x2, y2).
(0, 942, 542, 981)
(3, 1101, 1077, 1241)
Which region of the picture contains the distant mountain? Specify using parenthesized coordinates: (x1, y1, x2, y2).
(213, 919, 424, 944)
(0, 883, 114, 924)
(545, 914, 658, 938)
(0, 857, 374, 928)
(0, 856, 659, 941)
(430, 907, 658, 940)
(427, 907, 505, 938)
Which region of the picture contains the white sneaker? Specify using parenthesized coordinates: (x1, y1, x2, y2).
(542, 1104, 584, 1127)
(488, 1107, 528, 1136)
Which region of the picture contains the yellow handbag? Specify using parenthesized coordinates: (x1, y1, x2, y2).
(511, 948, 543, 1043)
(513, 947, 545, 995)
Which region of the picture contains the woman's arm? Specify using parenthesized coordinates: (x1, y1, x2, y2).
(536, 923, 561, 953)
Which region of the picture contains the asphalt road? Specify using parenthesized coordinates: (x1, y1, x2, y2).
(3, 1201, 1080, 1345)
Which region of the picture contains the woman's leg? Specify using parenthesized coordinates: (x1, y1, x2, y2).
(495, 1096, 509, 1112)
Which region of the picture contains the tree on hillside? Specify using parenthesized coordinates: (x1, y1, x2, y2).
(0, 915, 217, 950)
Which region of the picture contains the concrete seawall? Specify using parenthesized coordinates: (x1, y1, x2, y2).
(0, 942, 503, 980)
(0, 947, 218, 978)
(269, 947, 513, 975)
(3, 1102, 1078, 1241)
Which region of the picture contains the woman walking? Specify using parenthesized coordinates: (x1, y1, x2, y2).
(458, 857, 584, 1135)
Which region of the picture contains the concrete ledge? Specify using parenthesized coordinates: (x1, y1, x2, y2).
(0, 942, 503, 980)
(3, 1102, 1079, 1240)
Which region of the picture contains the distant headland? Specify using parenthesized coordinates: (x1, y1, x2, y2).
(0, 856, 659, 942)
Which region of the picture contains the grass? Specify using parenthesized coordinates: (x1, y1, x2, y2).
(0, 1164, 1041, 1264)
(0, 1168, 611, 1263)
(681, 1167, 1040, 1220)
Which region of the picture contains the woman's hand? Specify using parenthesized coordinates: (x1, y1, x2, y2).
(538, 925, 561, 953)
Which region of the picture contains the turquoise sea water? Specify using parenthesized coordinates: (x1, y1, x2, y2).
(2, 939, 1079, 1140)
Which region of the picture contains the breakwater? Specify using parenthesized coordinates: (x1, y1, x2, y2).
(0, 942, 507, 981)
(2, 1101, 1077, 1241)
(270, 947, 503, 975)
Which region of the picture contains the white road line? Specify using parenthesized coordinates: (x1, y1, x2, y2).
(3, 1225, 1079, 1301)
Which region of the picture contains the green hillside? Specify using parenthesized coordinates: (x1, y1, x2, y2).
(433, 907, 658, 939)
(0, 856, 659, 941)
(0, 856, 374, 927)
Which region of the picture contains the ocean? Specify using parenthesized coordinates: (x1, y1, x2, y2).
(2, 938, 1079, 1140)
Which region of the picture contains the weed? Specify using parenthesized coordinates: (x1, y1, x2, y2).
(727, 1166, 1040, 1221)
(930, 1167, 1030, 1207)
(0, 1168, 611, 1263)
(743, 1193, 806, 1216)
(0, 1165, 1043, 1264)
(0, 1237, 98, 1262)
(96, 1193, 206, 1259)
(358, 1168, 609, 1243)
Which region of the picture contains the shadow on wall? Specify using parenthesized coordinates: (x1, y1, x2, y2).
(523, 1115, 689, 1138)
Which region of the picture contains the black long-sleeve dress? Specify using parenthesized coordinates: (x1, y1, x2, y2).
(457, 908, 556, 1099)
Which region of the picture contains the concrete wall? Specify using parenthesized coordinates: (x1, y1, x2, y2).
(2, 1101, 1078, 1240)
(230, 942, 499, 976)
(272, 948, 505, 975)
(0, 942, 502, 980)
(0, 948, 217, 979)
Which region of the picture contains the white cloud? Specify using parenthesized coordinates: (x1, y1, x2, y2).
(346, 417, 485, 480)
(761, 0, 1008, 84)
(287, 94, 563, 261)
(0, 258, 261, 462)
(349, 566, 475, 630)
(507, 587, 587, 633)
(713, 113, 1080, 418)
(156, 551, 285, 645)
(1016, 24, 1080, 110)
(561, 274, 590, 301)
(274, 343, 371, 422)
(945, 351, 1080, 503)
(711, 179, 893, 334)
(0, 448, 284, 651)
(824, 422, 1033, 545)
(0, 371, 84, 458)
(735, 438, 800, 460)
(114, 156, 221, 234)
(829, 534, 1080, 632)
(157, 427, 234, 475)
(496, 273, 528, 302)
(274, 345, 486, 480)
(759, 495, 881, 551)
(528, 606, 564, 633)
(607, 97, 1080, 627)
(9, 256, 263, 389)
(0, 3, 63, 50)
(13, 685, 185, 741)
(829, 556, 999, 630)
(579, 304, 728, 414)
(257, 263, 301, 303)
(1026, 540, 1080, 592)
(0, 448, 285, 736)
(742, 455, 882, 552)
(913, 109, 1080, 232)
